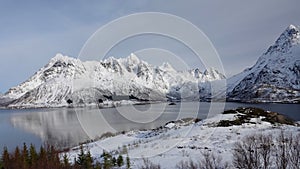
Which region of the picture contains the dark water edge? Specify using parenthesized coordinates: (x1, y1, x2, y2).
(223, 102, 300, 121)
(0, 101, 299, 151)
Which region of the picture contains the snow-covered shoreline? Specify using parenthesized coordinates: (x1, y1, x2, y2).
(2, 99, 299, 110)
(65, 107, 300, 169)
(0, 100, 161, 110)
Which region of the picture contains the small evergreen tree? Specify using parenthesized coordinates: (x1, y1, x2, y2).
(38, 146, 47, 168)
(103, 153, 110, 169)
(63, 154, 70, 168)
(102, 150, 113, 169)
(76, 145, 86, 166)
(85, 150, 93, 169)
(29, 143, 38, 167)
(126, 155, 131, 169)
(2, 146, 10, 169)
(117, 155, 124, 167)
(112, 156, 117, 166)
(49, 145, 61, 169)
(94, 161, 102, 169)
(13, 146, 22, 169)
(22, 143, 29, 169)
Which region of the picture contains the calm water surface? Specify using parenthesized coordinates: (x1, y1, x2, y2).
(0, 102, 299, 150)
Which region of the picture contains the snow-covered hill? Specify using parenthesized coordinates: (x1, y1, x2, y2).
(227, 25, 300, 103)
(2, 53, 225, 108)
(66, 107, 299, 169)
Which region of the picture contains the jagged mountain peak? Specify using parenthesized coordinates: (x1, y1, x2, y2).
(127, 53, 140, 63)
(50, 53, 77, 64)
(277, 24, 300, 44)
(227, 24, 300, 102)
(204, 67, 216, 74)
(204, 67, 226, 80)
(287, 24, 298, 30)
(265, 24, 300, 55)
(160, 62, 176, 72)
(51, 53, 66, 60)
(2, 52, 226, 107)
(103, 53, 142, 67)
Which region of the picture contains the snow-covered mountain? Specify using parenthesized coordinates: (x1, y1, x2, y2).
(227, 25, 300, 102)
(3, 25, 298, 107)
(2, 53, 225, 107)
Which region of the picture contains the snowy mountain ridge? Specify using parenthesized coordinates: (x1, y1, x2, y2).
(227, 24, 300, 102)
(2, 24, 300, 107)
(2, 53, 225, 107)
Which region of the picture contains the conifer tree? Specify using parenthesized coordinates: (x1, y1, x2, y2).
(22, 143, 29, 169)
(2, 146, 10, 169)
(126, 155, 131, 169)
(29, 143, 38, 167)
(77, 145, 86, 166)
(38, 146, 47, 168)
(117, 154, 124, 167)
(63, 154, 70, 168)
(112, 156, 117, 166)
(13, 146, 22, 169)
(85, 150, 93, 169)
(94, 161, 102, 169)
(103, 153, 110, 169)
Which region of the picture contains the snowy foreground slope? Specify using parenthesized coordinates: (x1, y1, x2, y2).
(227, 25, 300, 103)
(1, 53, 225, 108)
(66, 107, 299, 169)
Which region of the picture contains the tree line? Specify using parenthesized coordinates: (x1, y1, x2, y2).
(0, 144, 130, 169)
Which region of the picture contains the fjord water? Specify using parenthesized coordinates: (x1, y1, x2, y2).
(0, 102, 299, 150)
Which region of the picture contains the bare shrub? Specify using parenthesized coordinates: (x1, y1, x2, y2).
(258, 134, 273, 169)
(288, 133, 300, 169)
(233, 131, 300, 169)
(139, 157, 161, 169)
(232, 135, 261, 169)
(176, 160, 188, 169)
(189, 159, 198, 169)
(180, 149, 189, 157)
(232, 134, 275, 169)
(199, 150, 228, 169)
(275, 131, 289, 169)
(274, 131, 300, 169)
(175, 160, 197, 169)
(176, 154, 228, 169)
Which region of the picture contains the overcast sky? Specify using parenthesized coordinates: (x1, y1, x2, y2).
(0, 0, 300, 93)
